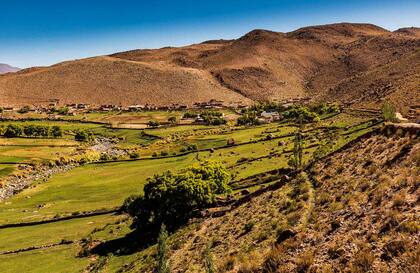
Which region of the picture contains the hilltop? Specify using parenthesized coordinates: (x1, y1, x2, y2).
(0, 23, 419, 118)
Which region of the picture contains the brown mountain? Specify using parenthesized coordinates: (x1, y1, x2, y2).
(0, 23, 418, 115)
(0, 63, 20, 74)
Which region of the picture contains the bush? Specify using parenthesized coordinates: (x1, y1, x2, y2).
(50, 126, 63, 138)
(74, 130, 93, 142)
(58, 106, 69, 115)
(168, 116, 177, 124)
(381, 101, 396, 122)
(147, 120, 159, 128)
(129, 152, 140, 159)
(125, 161, 231, 232)
(183, 112, 198, 119)
(244, 221, 254, 233)
(17, 105, 30, 114)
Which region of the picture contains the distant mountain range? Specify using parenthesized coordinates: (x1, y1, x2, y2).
(0, 23, 418, 119)
(0, 63, 20, 74)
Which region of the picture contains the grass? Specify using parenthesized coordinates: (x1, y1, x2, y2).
(0, 214, 123, 253)
(0, 154, 198, 224)
(0, 245, 89, 273)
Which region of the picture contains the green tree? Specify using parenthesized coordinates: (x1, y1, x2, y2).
(148, 120, 159, 128)
(23, 125, 36, 137)
(74, 130, 93, 142)
(125, 161, 231, 232)
(17, 105, 30, 114)
(381, 101, 396, 122)
(4, 124, 23, 138)
(204, 244, 216, 273)
(58, 106, 69, 115)
(50, 126, 63, 138)
(288, 127, 304, 170)
(157, 224, 170, 273)
(168, 116, 177, 125)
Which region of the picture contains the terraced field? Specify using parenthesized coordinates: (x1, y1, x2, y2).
(0, 110, 382, 272)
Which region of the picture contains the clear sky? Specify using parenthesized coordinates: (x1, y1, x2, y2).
(1, 0, 419, 68)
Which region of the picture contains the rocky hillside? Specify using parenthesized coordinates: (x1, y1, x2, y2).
(134, 125, 419, 272)
(0, 23, 418, 114)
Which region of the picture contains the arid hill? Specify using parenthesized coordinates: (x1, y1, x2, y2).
(0, 63, 20, 74)
(162, 125, 419, 272)
(0, 23, 418, 114)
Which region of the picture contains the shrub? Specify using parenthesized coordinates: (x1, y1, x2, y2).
(204, 245, 216, 273)
(148, 120, 159, 128)
(50, 126, 63, 138)
(157, 224, 170, 273)
(168, 116, 177, 124)
(351, 246, 374, 272)
(58, 106, 69, 115)
(227, 138, 236, 146)
(381, 100, 396, 122)
(295, 250, 314, 273)
(244, 221, 254, 233)
(17, 105, 30, 114)
(129, 152, 140, 159)
(74, 130, 93, 142)
(100, 153, 111, 161)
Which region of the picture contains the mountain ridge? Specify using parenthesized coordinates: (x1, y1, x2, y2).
(0, 63, 20, 74)
(0, 22, 418, 119)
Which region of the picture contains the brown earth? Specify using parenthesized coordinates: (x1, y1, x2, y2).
(0, 23, 418, 114)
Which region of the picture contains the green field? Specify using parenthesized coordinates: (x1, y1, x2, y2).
(0, 110, 381, 272)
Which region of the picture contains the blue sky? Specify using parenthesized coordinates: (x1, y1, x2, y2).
(1, 0, 419, 68)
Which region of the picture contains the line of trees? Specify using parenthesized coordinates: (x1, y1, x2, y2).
(0, 124, 63, 138)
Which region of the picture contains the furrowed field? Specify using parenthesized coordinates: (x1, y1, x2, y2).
(0, 108, 382, 272)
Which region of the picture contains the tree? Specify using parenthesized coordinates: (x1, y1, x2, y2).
(148, 120, 159, 128)
(58, 106, 69, 115)
(381, 101, 396, 122)
(50, 126, 63, 138)
(74, 130, 93, 142)
(168, 116, 177, 125)
(4, 124, 23, 138)
(23, 125, 36, 137)
(288, 127, 304, 170)
(204, 244, 216, 273)
(283, 106, 320, 123)
(125, 161, 231, 232)
(157, 224, 170, 273)
(17, 106, 30, 114)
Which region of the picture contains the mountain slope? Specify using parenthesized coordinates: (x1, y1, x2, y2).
(0, 63, 20, 74)
(157, 125, 419, 272)
(0, 23, 418, 112)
